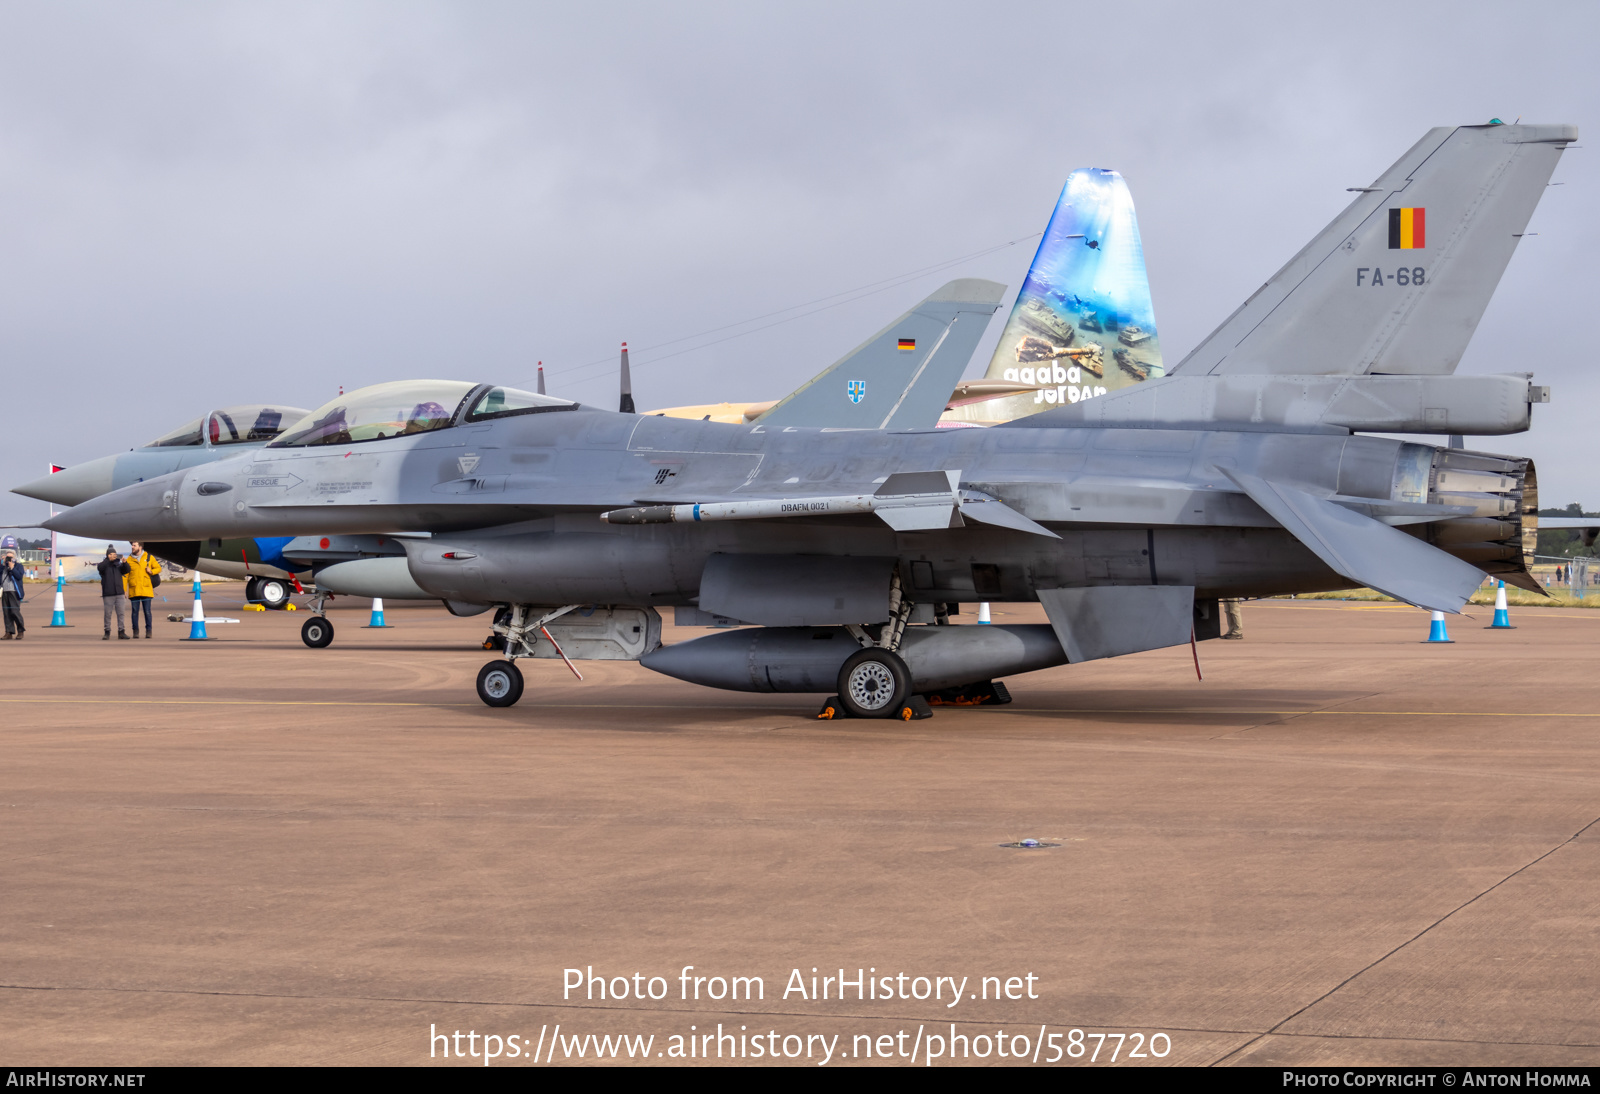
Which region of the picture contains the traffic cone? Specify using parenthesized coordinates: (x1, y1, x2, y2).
(978, 601, 992, 624)
(1424, 610, 1453, 644)
(362, 597, 390, 628)
(1487, 581, 1514, 629)
(181, 570, 209, 641)
(47, 561, 67, 627)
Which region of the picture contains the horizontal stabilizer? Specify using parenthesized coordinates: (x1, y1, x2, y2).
(1036, 586, 1194, 663)
(1176, 124, 1575, 378)
(1221, 467, 1485, 613)
(757, 280, 1005, 431)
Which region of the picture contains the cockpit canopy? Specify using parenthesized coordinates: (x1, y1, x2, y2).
(268, 380, 575, 448)
(144, 404, 312, 448)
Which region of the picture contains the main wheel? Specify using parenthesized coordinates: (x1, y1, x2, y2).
(258, 578, 290, 610)
(301, 615, 335, 648)
(245, 577, 262, 604)
(476, 660, 524, 707)
(836, 647, 911, 719)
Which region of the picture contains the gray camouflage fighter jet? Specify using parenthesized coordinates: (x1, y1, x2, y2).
(18, 280, 1005, 636)
(46, 123, 1570, 717)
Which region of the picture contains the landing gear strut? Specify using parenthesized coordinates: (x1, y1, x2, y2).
(824, 572, 931, 720)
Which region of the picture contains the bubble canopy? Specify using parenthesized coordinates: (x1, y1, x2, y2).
(144, 404, 312, 448)
(269, 380, 574, 448)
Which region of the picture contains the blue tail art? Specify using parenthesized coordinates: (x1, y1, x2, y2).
(957, 168, 1162, 423)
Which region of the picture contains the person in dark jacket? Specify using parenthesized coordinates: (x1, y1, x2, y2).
(96, 545, 131, 640)
(1, 538, 24, 640)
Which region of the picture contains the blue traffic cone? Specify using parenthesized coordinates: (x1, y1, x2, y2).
(1487, 581, 1514, 629)
(362, 597, 390, 628)
(1424, 610, 1453, 644)
(48, 564, 68, 627)
(181, 571, 209, 641)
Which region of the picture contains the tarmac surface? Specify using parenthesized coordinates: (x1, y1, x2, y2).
(2, 583, 1598, 1067)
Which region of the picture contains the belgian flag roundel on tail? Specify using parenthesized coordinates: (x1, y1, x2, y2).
(1388, 207, 1425, 249)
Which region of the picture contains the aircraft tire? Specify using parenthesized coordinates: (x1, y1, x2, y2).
(836, 647, 911, 719)
(476, 660, 524, 708)
(259, 578, 290, 610)
(301, 616, 335, 649)
(245, 577, 261, 604)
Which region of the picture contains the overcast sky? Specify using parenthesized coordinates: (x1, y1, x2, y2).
(2, 0, 1595, 527)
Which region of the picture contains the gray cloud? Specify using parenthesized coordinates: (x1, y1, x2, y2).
(2, 0, 1594, 524)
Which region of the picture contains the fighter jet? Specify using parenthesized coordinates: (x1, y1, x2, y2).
(13, 402, 312, 607)
(46, 124, 1570, 719)
(17, 283, 1006, 625)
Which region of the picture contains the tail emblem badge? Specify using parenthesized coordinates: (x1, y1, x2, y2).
(847, 380, 865, 404)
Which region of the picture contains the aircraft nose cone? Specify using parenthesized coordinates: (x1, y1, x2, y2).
(44, 470, 188, 541)
(11, 455, 118, 507)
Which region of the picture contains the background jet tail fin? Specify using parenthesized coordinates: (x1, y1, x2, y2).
(754, 279, 1004, 430)
(950, 168, 1162, 423)
(1176, 123, 1576, 378)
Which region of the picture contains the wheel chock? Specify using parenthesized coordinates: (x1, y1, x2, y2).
(816, 696, 846, 720)
(899, 695, 934, 720)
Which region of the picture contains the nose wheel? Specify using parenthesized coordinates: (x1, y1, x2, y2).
(301, 615, 335, 648)
(476, 660, 524, 707)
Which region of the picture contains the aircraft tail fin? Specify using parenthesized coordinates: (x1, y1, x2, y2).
(1175, 123, 1576, 378)
(755, 279, 1004, 430)
(950, 169, 1162, 423)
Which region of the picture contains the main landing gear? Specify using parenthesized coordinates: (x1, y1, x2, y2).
(817, 573, 931, 721)
(244, 575, 292, 610)
(245, 577, 291, 610)
(473, 604, 581, 708)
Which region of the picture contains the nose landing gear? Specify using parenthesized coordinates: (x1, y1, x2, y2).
(301, 615, 334, 648)
(473, 604, 582, 708)
(300, 593, 334, 648)
(476, 660, 524, 707)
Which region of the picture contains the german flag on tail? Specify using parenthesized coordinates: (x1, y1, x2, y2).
(1388, 208, 1425, 249)
(897, 338, 915, 351)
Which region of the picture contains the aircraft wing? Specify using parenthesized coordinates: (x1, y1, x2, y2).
(1221, 467, 1485, 613)
(754, 279, 1005, 430)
